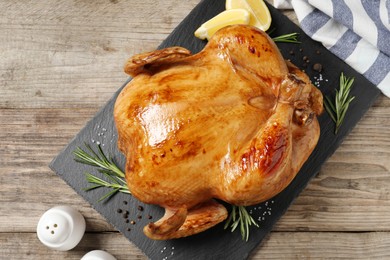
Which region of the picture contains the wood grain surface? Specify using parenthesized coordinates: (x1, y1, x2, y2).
(1, 0, 389, 259)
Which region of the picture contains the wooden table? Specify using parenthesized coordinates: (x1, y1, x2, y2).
(1, 0, 390, 259)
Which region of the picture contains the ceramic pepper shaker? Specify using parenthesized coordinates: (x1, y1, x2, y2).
(81, 250, 117, 260)
(36, 206, 86, 251)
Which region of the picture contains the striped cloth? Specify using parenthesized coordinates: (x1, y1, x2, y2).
(273, 0, 390, 97)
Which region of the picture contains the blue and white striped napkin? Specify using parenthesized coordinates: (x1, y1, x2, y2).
(273, 0, 390, 97)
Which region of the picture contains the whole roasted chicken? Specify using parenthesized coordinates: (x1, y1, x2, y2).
(114, 25, 323, 240)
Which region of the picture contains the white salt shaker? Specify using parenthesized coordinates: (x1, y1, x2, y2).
(81, 250, 117, 260)
(36, 206, 86, 251)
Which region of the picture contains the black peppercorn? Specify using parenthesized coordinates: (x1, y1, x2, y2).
(313, 63, 323, 72)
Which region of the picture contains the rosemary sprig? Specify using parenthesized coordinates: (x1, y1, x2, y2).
(224, 205, 259, 241)
(74, 143, 125, 178)
(73, 143, 130, 201)
(272, 32, 300, 43)
(324, 73, 355, 134)
(84, 172, 130, 201)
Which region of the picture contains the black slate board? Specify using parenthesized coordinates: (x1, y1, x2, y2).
(49, 0, 381, 259)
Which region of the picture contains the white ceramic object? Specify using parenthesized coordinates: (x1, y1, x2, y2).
(81, 250, 117, 260)
(36, 206, 86, 251)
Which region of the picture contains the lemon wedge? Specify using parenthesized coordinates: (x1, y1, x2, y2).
(194, 9, 250, 40)
(226, 0, 272, 31)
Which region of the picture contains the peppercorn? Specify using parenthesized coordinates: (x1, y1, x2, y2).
(313, 63, 323, 72)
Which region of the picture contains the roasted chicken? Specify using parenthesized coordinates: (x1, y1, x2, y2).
(114, 25, 323, 240)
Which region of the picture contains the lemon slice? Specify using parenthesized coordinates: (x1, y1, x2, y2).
(194, 9, 250, 40)
(226, 0, 272, 31)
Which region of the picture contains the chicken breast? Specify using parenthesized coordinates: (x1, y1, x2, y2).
(114, 25, 323, 240)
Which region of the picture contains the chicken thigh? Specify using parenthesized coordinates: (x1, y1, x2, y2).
(114, 25, 323, 240)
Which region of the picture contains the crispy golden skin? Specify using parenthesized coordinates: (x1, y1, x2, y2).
(114, 25, 323, 240)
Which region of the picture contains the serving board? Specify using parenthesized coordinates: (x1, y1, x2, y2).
(49, 0, 381, 259)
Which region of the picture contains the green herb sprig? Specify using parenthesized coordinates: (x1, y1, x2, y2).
(324, 73, 355, 134)
(224, 205, 259, 241)
(272, 32, 300, 43)
(73, 143, 129, 201)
